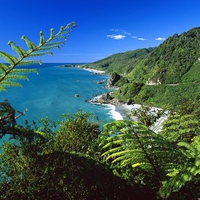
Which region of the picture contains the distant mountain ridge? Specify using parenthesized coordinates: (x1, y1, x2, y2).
(130, 27, 200, 84)
(83, 48, 155, 75)
(83, 27, 200, 108)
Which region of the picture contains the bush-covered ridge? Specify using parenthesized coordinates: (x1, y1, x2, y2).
(85, 26, 200, 108)
(139, 27, 200, 84)
(83, 47, 155, 75)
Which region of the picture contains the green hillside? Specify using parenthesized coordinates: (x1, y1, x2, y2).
(83, 48, 155, 74)
(128, 27, 200, 84)
(84, 27, 200, 109)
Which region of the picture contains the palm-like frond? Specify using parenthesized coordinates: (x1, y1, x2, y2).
(0, 22, 77, 91)
(100, 120, 200, 198)
(159, 140, 200, 198)
(100, 120, 187, 182)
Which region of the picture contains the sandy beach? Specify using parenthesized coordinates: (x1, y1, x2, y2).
(82, 68, 106, 74)
(83, 68, 168, 130)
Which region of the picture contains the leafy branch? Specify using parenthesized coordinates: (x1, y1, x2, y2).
(0, 22, 77, 91)
(100, 120, 191, 198)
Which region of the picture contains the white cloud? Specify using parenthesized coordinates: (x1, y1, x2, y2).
(155, 37, 166, 41)
(138, 37, 147, 41)
(107, 29, 149, 41)
(131, 36, 147, 41)
(107, 34, 126, 40)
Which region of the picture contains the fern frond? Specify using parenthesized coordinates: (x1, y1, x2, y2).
(100, 119, 188, 188)
(50, 28, 54, 39)
(0, 63, 8, 72)
(39, 31, 45, 45)
(59, 26, 65, 34)
(4, 75, 29, 81)
(36, 44, 61, 51)
(8, 41, 27, 57)
(0, 85, 7, 91)
(18, 60, 42, 66)
(0, 51, 18, 64)
(159, 163, 198, 198)
(1, 81, 22, 87)
(0, 22, 76, 91)
(11, 68, 38, 74)
(21, 36, 37, 50)
(178, 141, 197, 152)
(158, 138, 200, 198)
(28, 52, 53, 57)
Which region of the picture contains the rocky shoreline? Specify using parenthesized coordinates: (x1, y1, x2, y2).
(83, 68, 136, 120)
(83, 67, 169, 130)
(88, 92, 139, 120)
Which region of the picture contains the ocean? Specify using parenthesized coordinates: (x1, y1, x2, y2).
(0, 63, 122, 128)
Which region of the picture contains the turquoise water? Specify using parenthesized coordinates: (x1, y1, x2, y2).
(0, 63, 115, 127)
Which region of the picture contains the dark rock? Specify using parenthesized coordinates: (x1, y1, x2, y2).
(97, 80, 106, 84)
(127, 99, 133, 105)
(106, 72, 121, 88)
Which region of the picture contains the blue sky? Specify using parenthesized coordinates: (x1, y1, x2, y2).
(0, 0, 200, 63)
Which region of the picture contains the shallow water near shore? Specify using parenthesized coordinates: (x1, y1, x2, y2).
(0, 64, 120, 125)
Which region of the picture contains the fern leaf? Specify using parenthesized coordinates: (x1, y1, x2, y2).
(12, 68, 38, 74)
(21, 36, 37, 50)
(159, 164, 196, 198)
(4, 75, 29, 81)
(59, 26, 65, 34)
(1, 81, 22, 87)
(39, 31, 45, 45)
(178, 142, 197, 154)
(18, 60, 42, 66)
(8, 41, 27, 57)
(0, 85, 7, 91)
(0, 51, 18, 64)
(50, 28, 54, 39)
(0, 22, 76, 92)
(29, 52, 53, 57)
(35, 45, 60, 52)
(0, 63, 8, 73)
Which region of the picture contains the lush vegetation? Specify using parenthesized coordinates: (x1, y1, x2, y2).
(1, 108, 200, 199)
(1, 25, 200, 199)
(83, 48, 155, 75)
(85, 27, 200, 108)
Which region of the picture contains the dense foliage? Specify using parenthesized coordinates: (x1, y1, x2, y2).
(85, 27, 200, 108)
(141, 28, 200, 84)
(0, 112, 151, 200)
(100, 119, 200, 199)
(83, 48, 155, 75)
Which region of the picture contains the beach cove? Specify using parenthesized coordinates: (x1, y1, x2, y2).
(0, 64, 126, 125)
(82, 67, 136, 120)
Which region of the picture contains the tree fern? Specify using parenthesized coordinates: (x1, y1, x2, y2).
(161, 113, 199, 143)
(159, 139, 200, 198)
(0, 22, 77, 91)
(99, 120, 200, 198)
(100, 120, 185, 182)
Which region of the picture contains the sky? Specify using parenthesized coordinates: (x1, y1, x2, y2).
(0, 0, 200, 63)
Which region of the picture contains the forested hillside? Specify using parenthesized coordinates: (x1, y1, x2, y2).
(129, 27, 200, 84)
(84, 27, 200, 108)
(83, 48, 155, 74)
